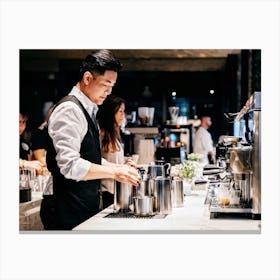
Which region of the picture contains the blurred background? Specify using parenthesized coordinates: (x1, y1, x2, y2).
(20, 49, 261, 144)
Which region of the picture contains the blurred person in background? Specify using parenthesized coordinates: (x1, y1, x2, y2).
(193, 115, 215, 166)
(19, 110, 44, 172)
(97, 94, 136, 209)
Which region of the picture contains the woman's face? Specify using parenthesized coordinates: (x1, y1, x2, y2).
(19, 113, 27, 135)
(114, 103, 125, 127)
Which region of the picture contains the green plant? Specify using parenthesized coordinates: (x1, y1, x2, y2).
(177, 160, 197, 180)
(187, 153, 203, 162)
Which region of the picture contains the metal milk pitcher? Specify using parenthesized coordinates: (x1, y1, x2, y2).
(153, 176, 172, 214)
(233, 172, 252, 207)
(134, 177, 153, 198)
(147, 163, 171, 178)
(171, 178, 184, 207)
(114, 182, 134, 212)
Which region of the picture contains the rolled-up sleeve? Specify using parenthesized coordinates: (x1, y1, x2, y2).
(48, 102, 92, 181)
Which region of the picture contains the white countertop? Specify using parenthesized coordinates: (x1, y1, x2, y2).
(73, 190, 261, 233)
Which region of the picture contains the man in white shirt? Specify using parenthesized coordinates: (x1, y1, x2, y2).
(40, 50, 139, 230)
(193, 116, 215, 166)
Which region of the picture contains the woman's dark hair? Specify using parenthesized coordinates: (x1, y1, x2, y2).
(97, 95, 125, 153)
(78, 49, 122, 81)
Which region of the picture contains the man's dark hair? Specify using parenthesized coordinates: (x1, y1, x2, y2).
(199, 114, 211, 121)
(78, 49, 122, 81)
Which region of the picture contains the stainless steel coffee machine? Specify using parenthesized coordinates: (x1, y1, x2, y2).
(210, 92, 261, 219)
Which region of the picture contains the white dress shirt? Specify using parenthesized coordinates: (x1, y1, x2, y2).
(193, 126, 214, 166)
(48, 86, 99, 181)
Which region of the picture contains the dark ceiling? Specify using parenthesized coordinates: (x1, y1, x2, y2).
(20, 49, 241, 72)
(20, 49, 244, 137)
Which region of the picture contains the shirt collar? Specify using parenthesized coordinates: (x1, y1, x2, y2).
(69, 86, 99, 117)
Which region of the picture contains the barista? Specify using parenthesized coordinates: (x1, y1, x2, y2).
(193, 115, 215, 166)
(41, 50, 140, 230)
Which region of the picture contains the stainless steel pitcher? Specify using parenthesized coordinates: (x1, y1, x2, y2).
(171, 178, 184, 207)
(114, 182, 134, 212)
(233, 172, 252, 207)
(147, 163, 171, 178)
(133, 196, 154, 216)
(134, 177, 153, 198)
(153, 176, 172, 214)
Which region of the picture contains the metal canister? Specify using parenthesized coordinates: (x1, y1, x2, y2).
(133, 196, 154, 216)
(171, 178, 184, 207)
(114, 182, 134, 212)
(233, 172, 252, 207)
(153, 176, 172, 214)
(134, 177, 153, 198)
(147, 163, 171, 178)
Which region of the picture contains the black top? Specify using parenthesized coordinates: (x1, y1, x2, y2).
(20, 136, 30, 160)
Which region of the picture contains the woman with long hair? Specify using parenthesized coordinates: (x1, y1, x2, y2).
(97, 94, 135, 209)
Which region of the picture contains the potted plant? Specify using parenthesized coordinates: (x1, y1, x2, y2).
(173, 153, 204, 195)
(187, 153, 203, 162)
(175, 160, 198, 196)
(177, 161, 197, 181)
(186, 153, 204, 178)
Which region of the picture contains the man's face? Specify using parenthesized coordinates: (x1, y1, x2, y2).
(205, 117, 212, 128)
(85, 70, 117, 105)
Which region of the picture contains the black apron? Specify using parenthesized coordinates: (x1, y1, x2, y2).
(41, 95, 101, 230)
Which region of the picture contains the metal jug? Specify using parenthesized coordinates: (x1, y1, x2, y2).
(171, 178, 184, 207)
(134, 177, 153, 198)
(133, 196, 154, 216)
(114, 182, 134, 212)
(233, 172, 252, 207)
(147, 163, 171, 178)
(153, 176, 172, 214)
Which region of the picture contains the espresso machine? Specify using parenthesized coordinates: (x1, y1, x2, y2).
(209, 92, 261, 219)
